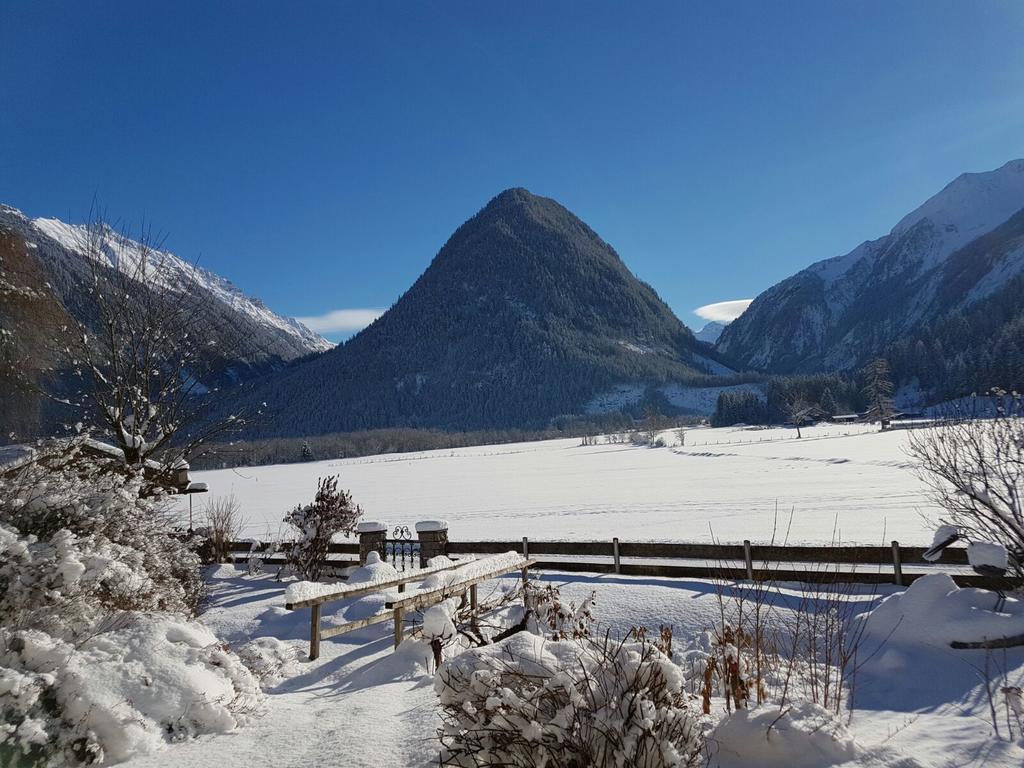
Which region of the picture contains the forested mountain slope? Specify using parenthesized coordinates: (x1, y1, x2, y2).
(0, 205, 330, 438)
(234, 188, 729, 436)
(717, 159, 1024, 397)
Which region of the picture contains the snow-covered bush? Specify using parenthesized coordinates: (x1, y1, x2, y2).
(235, 636, 301, 690)
(0, 440, 263, 765)
(526, 582, 597, 640)
(0, 440, 204, 635)
(435, 631, 705, 767)
(1, 614, 263, 766)
(908, 393, 1024, 580)
(283, 475, 362, 581)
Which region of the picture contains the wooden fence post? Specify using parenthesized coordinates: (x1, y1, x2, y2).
(393, 606, 404, 649)
(613, 537, 621, 574)
(891, 541, 903, 587)
(309, 604, 321, 661)
(743, 540, 754, 581)
(522, 536, 529, 558)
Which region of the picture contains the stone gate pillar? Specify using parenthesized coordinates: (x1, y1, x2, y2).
(356, 521, 388, 565)
(416, 520, 449, 568)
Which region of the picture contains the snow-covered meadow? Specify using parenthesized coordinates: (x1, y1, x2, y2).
(118, 564, 1024, 768)
(182, 423, 939, 546)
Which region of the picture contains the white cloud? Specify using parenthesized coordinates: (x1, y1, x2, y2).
(296, 308, 384, 334)
(693, 299, 753, 323)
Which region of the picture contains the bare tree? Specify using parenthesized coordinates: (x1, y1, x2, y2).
(785, 393, 817, 439)
(48, 212, 251, 480)
(203, 494, 246, 562)
(908, 393, 1023, 579)
(862, 357, 895, 429)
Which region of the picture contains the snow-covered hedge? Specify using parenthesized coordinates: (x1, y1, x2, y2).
(435, 631, 705, 767)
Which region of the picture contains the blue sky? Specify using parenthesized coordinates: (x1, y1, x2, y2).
(2, 1, 1023, 341)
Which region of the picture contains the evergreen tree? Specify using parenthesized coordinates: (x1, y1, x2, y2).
(301, 440, 314, 461)
(862, 358, 895, 428)
(820, 387, 838, 419)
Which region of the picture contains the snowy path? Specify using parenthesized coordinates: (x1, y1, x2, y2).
(181, 424, 942, 546)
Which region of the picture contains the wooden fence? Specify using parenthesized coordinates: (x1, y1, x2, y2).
(219, 537, 1016, 590)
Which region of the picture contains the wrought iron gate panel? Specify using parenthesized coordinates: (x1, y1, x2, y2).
(383, 525, 420, 571)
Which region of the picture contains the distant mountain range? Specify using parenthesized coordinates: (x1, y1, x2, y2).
(718, 159, 1024, 401)
(6, 158, 1023, 441)
(229, 188, 738, 437)
(0, 205, 330, 435)
(695, 321, 727, 344)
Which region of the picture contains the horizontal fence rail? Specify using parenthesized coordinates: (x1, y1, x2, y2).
(214, 537, 1013, 590)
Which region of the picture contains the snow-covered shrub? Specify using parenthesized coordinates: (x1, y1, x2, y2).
(687, 570, 868, 717)
(435, 631, 705, 767)
(0, 441, 204, 635)
(526, 582, 596, 640)
(422, 598, 461, 671)
(908, 394, 1024, 580)
(235, 636, 301, 689)
(283, 475, 362, 581)
(0, 440, 261, 765)
(0, 614, 263, 766)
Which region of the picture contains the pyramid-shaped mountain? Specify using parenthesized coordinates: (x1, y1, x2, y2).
(244, 188, 721, 436)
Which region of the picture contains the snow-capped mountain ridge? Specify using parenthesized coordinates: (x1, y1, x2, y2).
(718, 159, 1024, 375)
(25, 211, 331, 353)
(811, 159, 1024, 288)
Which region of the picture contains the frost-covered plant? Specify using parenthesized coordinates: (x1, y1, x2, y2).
(526, 582, 596, 640)
(435, 631, 705, 767)
(908, 392, 1024, 580)
(0, 440, 205, 633)
(283, 475, 362, 581)
(235, 637, 301, 690)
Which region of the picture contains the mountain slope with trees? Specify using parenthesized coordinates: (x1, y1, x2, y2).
(717, 159, 1024, 399)
(0, 205, 331, 439)
(233, 188, 731, 437)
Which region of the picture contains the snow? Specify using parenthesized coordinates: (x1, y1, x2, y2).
(810, 159, 1024, 287)
(354, 520, 388, 533)
(711, 701, 881, 768)
(585, 381, 762, 415)
(116, 564, 1024, 768)
(691, 352, 736, 376)
(414, 519, 448, 532)
(890, 158, 1024, 272)
(282, 552, 484, 605)
(26, 212, 331, 354)
(5, 614, 262, 764)
(967, 541, 1009, 571)
(857, 572, 1024, 649)
(659, 382, 765, 413)
(695, 321, 727, 344)
(180, 423, 938, 545)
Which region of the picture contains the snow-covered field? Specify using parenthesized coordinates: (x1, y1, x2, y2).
(121, 564, 1024, 768)
(183, 423, 940, 545)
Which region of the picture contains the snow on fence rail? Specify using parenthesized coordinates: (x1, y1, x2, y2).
(283, 552, 535, 660)
(219, 537, 1015, 590)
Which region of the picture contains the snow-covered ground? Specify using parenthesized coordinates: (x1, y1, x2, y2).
(122, 564, 1024, 768)
(183, 423, 938, 546)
